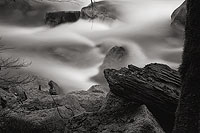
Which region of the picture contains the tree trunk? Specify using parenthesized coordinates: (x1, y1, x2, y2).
(173, 0, 200, 132)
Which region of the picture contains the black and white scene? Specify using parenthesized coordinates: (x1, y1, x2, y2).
(0, 0, 199, 133)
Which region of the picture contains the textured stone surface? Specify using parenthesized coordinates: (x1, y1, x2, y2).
(104, 63, 181, 132)
(45, 11, 80, 26)
(0, 87, 85, 133)
(68, 85, 107, 112)
(0, 83, 107, 132)
(81, 1, 119, 22)
(65, 92, 164, 133)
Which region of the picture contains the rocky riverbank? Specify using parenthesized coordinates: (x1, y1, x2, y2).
(0, 1, 185, 133)
(0, 61, 181, 133)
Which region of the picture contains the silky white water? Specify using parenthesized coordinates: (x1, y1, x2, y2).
(0, 0, 184, 92)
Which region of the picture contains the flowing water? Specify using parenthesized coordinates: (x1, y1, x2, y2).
(0, 0, 184, 92)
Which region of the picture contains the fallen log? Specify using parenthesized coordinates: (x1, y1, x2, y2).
(104, 63, 181, 132)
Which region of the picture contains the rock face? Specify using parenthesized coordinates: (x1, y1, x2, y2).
(45, 11, 81, 26)
(171, 1, 186, 33)
(0, 82, 107, 132)
(104, 63, 181, 133)
(65, 92, 165, 133)
(0, 88, 85, 133)
(92, 46, 128, 85)
(68, 85, 107, 112)
(81, 1, 119, 21)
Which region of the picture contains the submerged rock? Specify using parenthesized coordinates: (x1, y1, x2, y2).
(171, 1, 186, 33)
(45, 11, 80, 26)
(65, 92, 164, 133)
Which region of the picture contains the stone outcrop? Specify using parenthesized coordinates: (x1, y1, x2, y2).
(65, 92, 165, 133)
(104, 63, 181, 132)
(68, 85, 107, 112)
(0, 82, 107, 132)
(81, 1, 119, 22)
(0, 87, 85, 133)
(91, 46, 128, 85)
(171, 1, 186, 33)
(45, 11, 81, 26)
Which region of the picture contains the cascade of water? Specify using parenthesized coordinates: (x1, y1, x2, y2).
(0, 0, 184, 92)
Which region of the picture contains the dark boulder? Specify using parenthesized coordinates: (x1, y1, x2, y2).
(104, 63, 181, 132)
(91, 46, 128, 85)
(81, 1, 119, 22)
(48, 80, 63, 95)
(45, 11, 80, 26)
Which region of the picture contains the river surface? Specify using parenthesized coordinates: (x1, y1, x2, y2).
(0, 0, 184, 92)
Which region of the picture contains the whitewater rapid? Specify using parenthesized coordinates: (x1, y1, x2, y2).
(0, 0, 184, 92)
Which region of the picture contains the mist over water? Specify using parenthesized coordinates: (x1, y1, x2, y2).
(0, 0, 184, 92)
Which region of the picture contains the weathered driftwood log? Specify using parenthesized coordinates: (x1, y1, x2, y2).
(104, 63, 181, 132)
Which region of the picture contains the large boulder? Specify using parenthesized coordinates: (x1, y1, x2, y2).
(81, 1, 119, 22)
(45, 11, 81, 26)
(171, 1, 186, 33)
(104, 63, 181, 132)
(65, 92, 165, 133)
(48, 80, 64, 95)
(91, 46, 128, 85)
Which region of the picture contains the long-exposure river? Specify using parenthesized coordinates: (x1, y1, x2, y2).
(0, 0, 184, 92)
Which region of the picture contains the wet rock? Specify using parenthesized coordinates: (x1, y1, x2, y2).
(0, 87, 85, 133)
(91, 46, 128, 85)
(81, 1, 119, 22)
(48, 80, 63, 95)
(65, 92, 164, 133)
(45, 11, 80, 26)
(68, 85, 107, 112)
(171, 1, 186, 33)
(104, 63, 181, 132)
